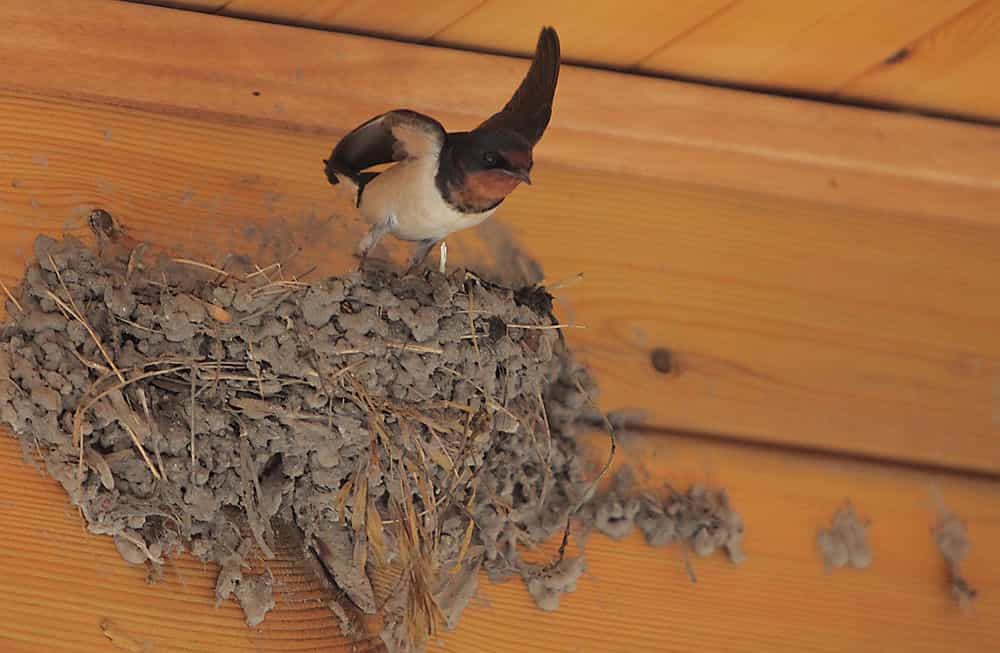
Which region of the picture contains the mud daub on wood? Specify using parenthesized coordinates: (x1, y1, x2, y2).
(0, 233, 748, 651)
(0, 233, 600, 651)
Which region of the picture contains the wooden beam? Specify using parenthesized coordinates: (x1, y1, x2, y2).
(837, 0, 1000, 124)
(428, 0, 735, 67)
(4, 0, 1000, 226)
(1, 0, 999, 473)
(0, 5, 999, 648)
(2, 89, 1000, 472)
(223, 0, 344, 22)
(129, 0, 229, 9)
(1, 430, 997, 652)
(637, 1, 977, 94)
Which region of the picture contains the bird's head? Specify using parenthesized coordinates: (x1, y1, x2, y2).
(453, 129, 533, 199)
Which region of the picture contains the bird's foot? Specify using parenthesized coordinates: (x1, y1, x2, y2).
(356, 216, 394, 272)
(403, 238, 440, 276)
(403, 257, 424, 277)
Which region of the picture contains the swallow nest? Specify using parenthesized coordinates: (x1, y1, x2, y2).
(0, 232, 745, 652)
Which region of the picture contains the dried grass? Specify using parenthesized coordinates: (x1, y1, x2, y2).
(0, 278, 23, 313)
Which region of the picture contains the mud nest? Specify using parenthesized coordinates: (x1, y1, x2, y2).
(0, 232, 612, 650)
(0, 229, 747, 651)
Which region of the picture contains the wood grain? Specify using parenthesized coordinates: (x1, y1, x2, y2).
(129, 0, 228, 9)
(430, 0, 734, 66)
(133, 0, 1000, 121)
(1, 6, 999, 650)
(1, 425, 998, 652)
(838, 0, 1000, 122)
(638, 0, 976, 94)
(319, 0, 486, 41)
(1, 87, 999, 474)
(222, 0, 332, 21)
(2, 0, 1000, 472)
(7, 0, 1000, 228)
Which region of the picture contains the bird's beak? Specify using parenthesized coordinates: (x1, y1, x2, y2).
(507, 168, 532, 185)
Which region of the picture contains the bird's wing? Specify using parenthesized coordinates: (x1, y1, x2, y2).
(474, 27, 561, 146)
(324, 110, 446, 185)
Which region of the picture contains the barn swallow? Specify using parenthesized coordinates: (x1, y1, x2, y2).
(324, 27, 561, 273)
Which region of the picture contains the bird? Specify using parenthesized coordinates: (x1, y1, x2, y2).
(323, 27, 561, 274)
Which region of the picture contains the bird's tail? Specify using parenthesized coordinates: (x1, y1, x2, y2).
(323, 158, 372, 208)
(324, 157, 351, 187)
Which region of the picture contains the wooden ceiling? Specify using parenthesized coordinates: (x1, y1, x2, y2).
(140, 0, 1000, 123)
(3, 3, 1000, 651)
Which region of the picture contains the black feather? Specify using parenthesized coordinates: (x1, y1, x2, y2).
(324, 110, 445, 187)
(474, 27, 561, 146)
(354, 171, 380, 207)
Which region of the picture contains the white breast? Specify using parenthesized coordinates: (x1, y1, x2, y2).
(359, 155, 495, 243)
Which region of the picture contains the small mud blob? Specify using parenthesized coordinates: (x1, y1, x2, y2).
(592, 468, 642, 540)
(817, 501, 871, 573)
(658, 483, 746, 566)
(583, 470, 746, 577)
(232, 573, 277, 627)
(434, 559, 481, 630)
(522, 556, 585, 612)
(933, 508, 977, 608)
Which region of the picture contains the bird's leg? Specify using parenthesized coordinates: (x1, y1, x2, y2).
(404, 238, 440, 276)
(438, 241, 448, 275)
(356, 216, 394, 269)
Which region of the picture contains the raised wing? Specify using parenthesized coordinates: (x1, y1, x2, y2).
(324, 109, 446, 186)
(474, 27, 560, 146)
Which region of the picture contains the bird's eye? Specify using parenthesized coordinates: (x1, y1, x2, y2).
(483, 151, 498, 167)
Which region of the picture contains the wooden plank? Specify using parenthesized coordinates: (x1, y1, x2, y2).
(220, 0, 481, 36)
(129, 0, 228, 9)
(131, 0, 1000, 122)
(638, 0, 976, 94)
(1, 426, 998, 652)
(1, 87, 999, 475)
(837, 0, 1000, 123)
(0, 9, 998, 649)
(222, 0, 329, 21)
(307, 0, 485, 40)
(1, 2, 999, 472)
(430, 0, 733, 66)
(5, 0, 1000, 228)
